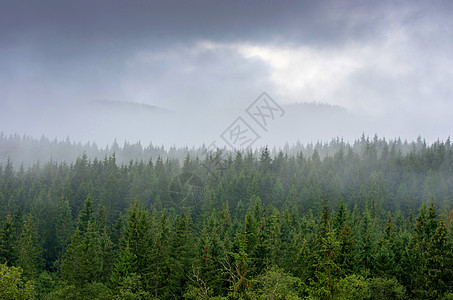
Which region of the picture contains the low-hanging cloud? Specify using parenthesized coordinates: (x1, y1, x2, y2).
(1, 0, 452, 145)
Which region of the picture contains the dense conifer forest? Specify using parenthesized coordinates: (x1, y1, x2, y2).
(0, 134, 452, 299)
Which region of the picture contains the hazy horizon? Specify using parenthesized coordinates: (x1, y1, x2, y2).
(1, 0, 452, 147)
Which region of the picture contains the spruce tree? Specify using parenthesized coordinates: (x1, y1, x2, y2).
(16, 215, 42, 279)
(423, 219, 452, 298)
(309, 202, 340, 299)
(61, 195, 102, 287)
(55, 197, 74, 261)
(111, 200, 151, 291)
(0, 214, 16, 266)
(96, 205, 114, 283)
(149, 211, 172, 298)
(168, 212, 195, 298)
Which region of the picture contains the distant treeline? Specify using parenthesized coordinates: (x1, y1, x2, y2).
(0, 131, 446, 167)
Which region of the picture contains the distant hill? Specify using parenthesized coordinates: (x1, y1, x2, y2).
(2, 98, 422, 149)
(284, 102, 348, 112)
(0, 99, 368, 148)
(88, 100, 170, 113)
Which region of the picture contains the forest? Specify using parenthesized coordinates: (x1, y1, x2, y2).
(0, 134, 452, 299)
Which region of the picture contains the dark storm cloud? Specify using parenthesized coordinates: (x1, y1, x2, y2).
(2, 0, 434, 54)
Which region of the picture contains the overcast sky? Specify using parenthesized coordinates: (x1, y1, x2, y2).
(1, 0, 452, 145)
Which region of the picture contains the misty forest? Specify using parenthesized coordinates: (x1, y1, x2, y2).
(3, 0, 453, 299)
(0, 134, 452, 299)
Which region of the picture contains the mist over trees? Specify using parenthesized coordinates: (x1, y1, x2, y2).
(0, 134, 452, 299)
(0, 131, 444, 168)
(2, 0, 453, 298)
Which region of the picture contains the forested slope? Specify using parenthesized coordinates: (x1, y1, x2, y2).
(0, 135, 452, 299)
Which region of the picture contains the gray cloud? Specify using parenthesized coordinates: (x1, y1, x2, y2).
(1, 0, 452, 145)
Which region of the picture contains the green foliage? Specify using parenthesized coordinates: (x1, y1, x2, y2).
(168, 212, 196, 298)
(110, 273, 149, 300)
(33, 271, 56, 299)
(0, 214, 17, 265)
(54, 197, 74, 261)
(16, 215, 42, 279)
(334, 274, 370, 300)
(48, 281, 110, 300)
(0, 263, 35, 300)
(0, 135, 452, 299)
(250, 265, 303, 299)
(308, 205, 341, 299)
(367, 277, 406, 300)
(422, 219, 452, 298)
(334, 275, 407, 300)
(60, 195, 102, 288)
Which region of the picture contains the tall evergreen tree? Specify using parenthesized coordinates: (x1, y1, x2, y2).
(55, 197, 74, 261)
(309, 202, 340, 299)
(111, 200, 151, 291)
(423, 219, 452, 298)
(149, 211, 172, 298)
(16, 215, 42, 279)
(0, 214, 16, 266)
(168, 212, 195, 298)
(61, 195, 102, 288)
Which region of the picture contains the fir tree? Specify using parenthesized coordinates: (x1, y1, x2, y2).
(16, 215, 42, 279)
(61, 195, 102, 288)
(0, 214, 16, 266)
(423, 219, 452, 298)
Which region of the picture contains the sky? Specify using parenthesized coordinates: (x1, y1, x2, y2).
(1, 0, 452, 146)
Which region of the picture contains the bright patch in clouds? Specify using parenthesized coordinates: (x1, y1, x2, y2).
(119, 27, 453, 119)
(236, 44, 360, 107)
(189, 26, 449, 118)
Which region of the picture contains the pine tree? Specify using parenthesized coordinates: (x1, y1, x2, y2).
(374, 212, 396, 277)
(189, 226, 220, 298)
(251, 214, 268, 274)
(16, 215, 42, 279)
(0, 214, 16, 266)
(96, 205, 114, 283)
(358, 205, 376, 274)
(55, 197, 74, 261)
(168, 212, 195, 298)
(423, 219, 452, 298)
(309, 202, 340, 299)
(109, 241, 143, 296)
(228, 218, 253, 299)
(333, 200, 348, 231)
(155, 156, 170, 205)
(149, 211, 172, 298)
(404, 201, 440, 296)
(61, 195, 102, 287)
(0, 159, 15, 220)
(334, 203, 357, 276)
(259, 146, 272, 173)
(77, 194, 94, 235)
(111, 200, 151, 291)
(61, 224, 102, 286)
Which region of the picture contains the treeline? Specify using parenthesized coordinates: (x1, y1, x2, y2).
(0, 132, 446, 168)
(0, 136, 452, 298)
(1, 135, 452, 222)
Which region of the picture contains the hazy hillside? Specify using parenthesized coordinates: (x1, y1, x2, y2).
(0, 99, 367, 146)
